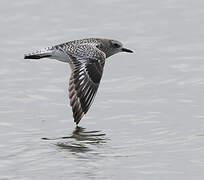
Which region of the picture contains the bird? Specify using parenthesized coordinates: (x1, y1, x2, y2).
(24, 38, 133, 125)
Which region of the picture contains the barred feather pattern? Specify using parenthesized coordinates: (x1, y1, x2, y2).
(68, 49, 105, 124)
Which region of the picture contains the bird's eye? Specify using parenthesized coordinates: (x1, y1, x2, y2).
(113, 43, 120, 48)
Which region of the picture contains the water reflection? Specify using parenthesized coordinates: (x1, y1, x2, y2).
(43, 126, 107, 153)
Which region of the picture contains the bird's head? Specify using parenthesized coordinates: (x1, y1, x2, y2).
(101, 39, 133, 58)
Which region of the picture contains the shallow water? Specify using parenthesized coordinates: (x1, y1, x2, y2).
(1, 0, 204, 179)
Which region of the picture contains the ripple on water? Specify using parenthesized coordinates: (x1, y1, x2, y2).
(42, 126, 108, 154)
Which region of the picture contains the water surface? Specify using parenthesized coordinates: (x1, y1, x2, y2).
(1, 0, 204, 179)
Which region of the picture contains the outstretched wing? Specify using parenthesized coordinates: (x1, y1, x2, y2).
(68, 51, 105, 124)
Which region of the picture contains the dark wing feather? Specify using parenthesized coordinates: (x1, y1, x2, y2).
(68, 55, 105, 124)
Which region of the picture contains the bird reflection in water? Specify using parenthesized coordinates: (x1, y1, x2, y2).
(42, 126, 107, 153)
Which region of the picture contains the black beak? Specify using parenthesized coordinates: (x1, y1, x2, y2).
(121, 48, 133, 53)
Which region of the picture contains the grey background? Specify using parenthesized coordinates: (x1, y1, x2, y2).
(0, 0, 204, 179)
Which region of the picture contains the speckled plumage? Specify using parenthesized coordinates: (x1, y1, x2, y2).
(24, 38, 133, 125)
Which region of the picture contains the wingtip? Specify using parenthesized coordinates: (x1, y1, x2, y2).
(74, 118, 81, 125)
(74, 112, 84, 125)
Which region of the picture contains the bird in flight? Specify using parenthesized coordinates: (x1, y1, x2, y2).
(24, 38, 133, 125)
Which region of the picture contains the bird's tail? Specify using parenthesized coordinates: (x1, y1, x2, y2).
(24, 47, 53, 60)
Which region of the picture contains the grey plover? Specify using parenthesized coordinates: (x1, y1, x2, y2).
(24, 38, 133, 124)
